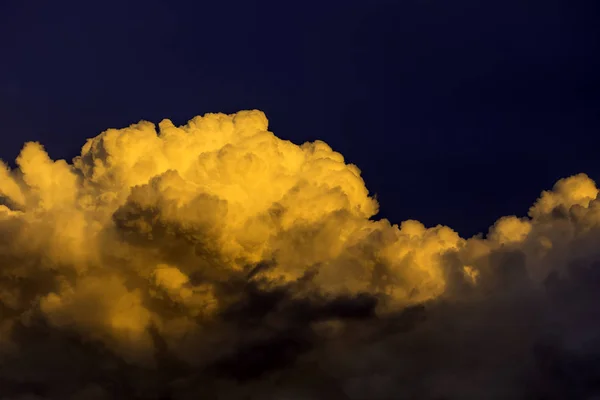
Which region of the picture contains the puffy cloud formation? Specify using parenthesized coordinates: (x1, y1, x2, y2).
(0, 110, 599, 399)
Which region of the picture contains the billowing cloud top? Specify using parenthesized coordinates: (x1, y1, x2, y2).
(1, 110, 599, 399)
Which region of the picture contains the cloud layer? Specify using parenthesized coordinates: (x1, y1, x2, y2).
(0, 110, 599, 399)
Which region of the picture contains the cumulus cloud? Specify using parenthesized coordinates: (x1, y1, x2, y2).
(0, 110, 599, 399)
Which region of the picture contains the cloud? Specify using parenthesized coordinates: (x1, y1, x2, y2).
(0, 110, 599, 399)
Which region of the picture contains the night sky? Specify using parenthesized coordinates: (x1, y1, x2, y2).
(2, 0, 599, 236)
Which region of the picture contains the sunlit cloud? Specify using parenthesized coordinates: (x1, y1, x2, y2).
(1, 110, 599, 399)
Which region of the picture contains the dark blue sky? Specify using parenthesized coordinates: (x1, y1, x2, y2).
(1, 0, 599, 236)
